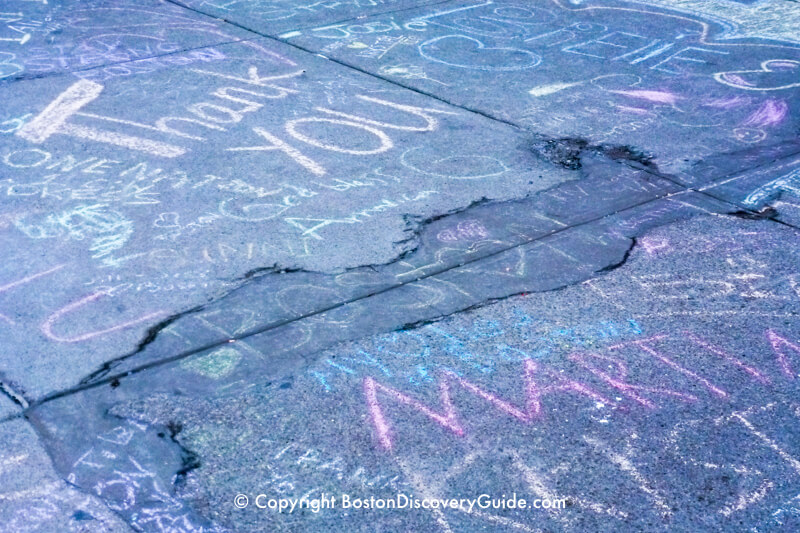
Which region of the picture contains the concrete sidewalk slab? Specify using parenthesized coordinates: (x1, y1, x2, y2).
(0, 0, 254, 83)
(281, 0, 800, 176)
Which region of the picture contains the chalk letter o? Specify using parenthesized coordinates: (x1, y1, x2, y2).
(188, 103, 243, 124)
(285, 118, 392, 155)
(3, 148, 51, 168)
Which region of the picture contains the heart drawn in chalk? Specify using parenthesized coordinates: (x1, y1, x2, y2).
(418, 35, 541, 72)
(714, 59, 800, 91)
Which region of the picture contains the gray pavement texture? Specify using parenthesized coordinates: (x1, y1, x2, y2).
(0, 0, 799, 532)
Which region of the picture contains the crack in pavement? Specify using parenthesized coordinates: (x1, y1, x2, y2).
(25, 185, 702, 410)
(76, 194, 497, 388)
(0, 372, 29, 410)
(627, 150, 800, 231)
(23, 127, 785, 411)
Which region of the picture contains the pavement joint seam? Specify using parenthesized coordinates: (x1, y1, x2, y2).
(0, 34, 265, 86)
(161, 0, 531, 131)
(262, 0, 456, 36)
(696, 147, 800, 191)
(623, 159, 800, 231)
(29, 186, 693, 411)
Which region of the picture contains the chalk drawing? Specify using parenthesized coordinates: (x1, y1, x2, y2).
(569, 350, 698, 409)
(285, 117, 393, 155)
(365, 358, 609, 450)
(419, 34, 542, 71)
(609, 336, 728, 398)
(716, 59, 800, 91)
(379, 63, 450, 85)
(583, 436, 673, 517)
(742, 166, 800, 207)
(41, 290, 166, 343)
(724, 410, 800, 476)
(686, 331, 771, 385)
(400, 146, 510, 180)
(510, 449, 627, 521)
(315, 94, 457, 132)
(0, 51, 22, 79)
(16, 80, 186, 157)
(622, 0, 800, 45)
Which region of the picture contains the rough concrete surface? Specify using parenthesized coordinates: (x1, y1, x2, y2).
(1, 0, 799, 532)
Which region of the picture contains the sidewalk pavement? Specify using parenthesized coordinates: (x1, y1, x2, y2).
(1, 1, 799, 531)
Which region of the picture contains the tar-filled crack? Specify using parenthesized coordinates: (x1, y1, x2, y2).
(240, 264, 307, 281)
(0, 373, 29, 409)
(76, 204, 455, 387)
(80, 302, 209, 386)
(0, 385, 26, 408)
(164, 420, 202, 489)
(596, 238, 637, 273)
(90, 196, 509, 388)
(728, 207, 778, 220)
(727, 205, 800, 231)
(403, 197, 493, 227)
(395, 316, 446, 333)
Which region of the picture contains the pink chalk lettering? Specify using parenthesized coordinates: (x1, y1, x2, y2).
(609, 336, 728, 398)
(364, 375, 463, 451)
(766, 330, 800, 379)
(0, 264, 66, 294)
(41, 290, 166, 342)
(364, 359, 609, 450)
(0, 264, 66, 326)
(684, 332, 770, 385)
(569, 351, 697, 409)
